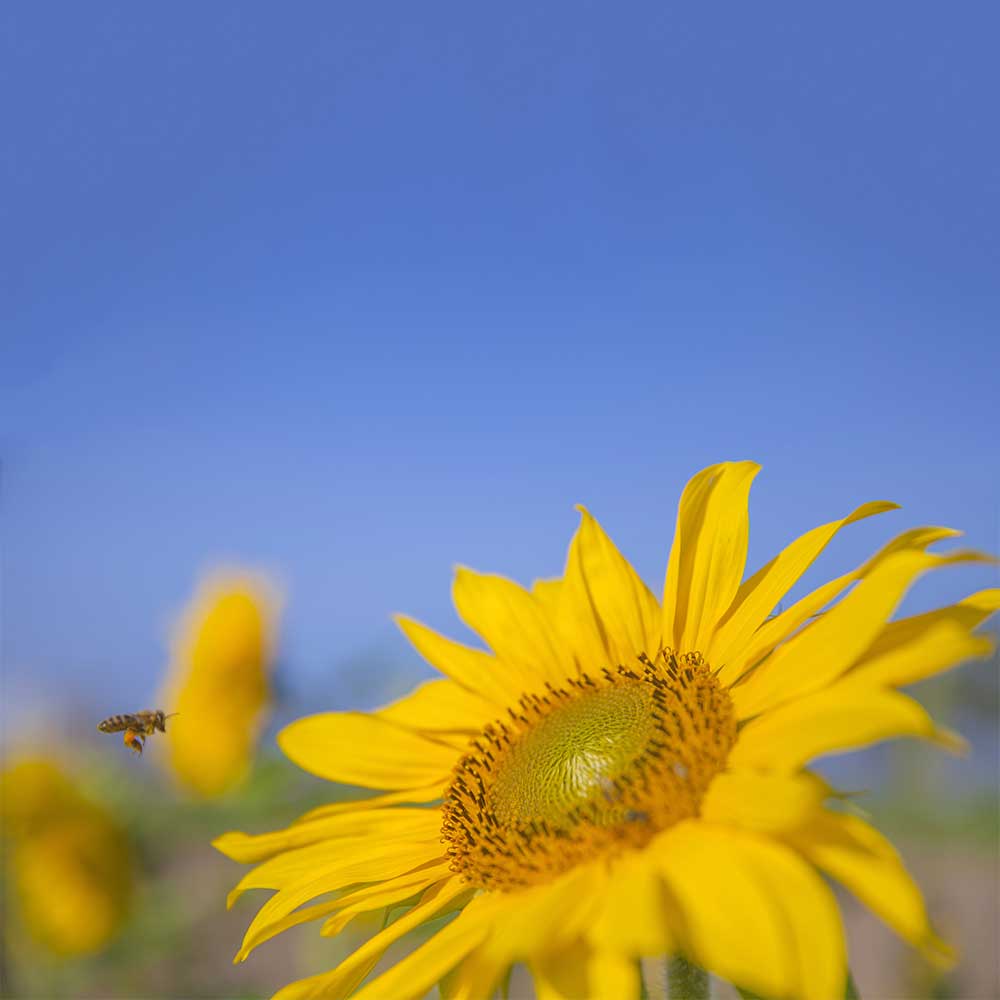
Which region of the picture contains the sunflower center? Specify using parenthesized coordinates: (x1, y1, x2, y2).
(441, 650, 737, 890)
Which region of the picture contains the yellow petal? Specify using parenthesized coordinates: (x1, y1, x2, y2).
(277, 712, 457, 789)
(652, 821, 845, 1000)
(475, 862, 607, 966)
(588, 951, 641, 1000)
(395, 614, 525, 707)
(785, 810, 953, 965)
(291, 785, 444, 825)
(215, 808, 445, 865)
(320, 862, 452, 936)
(276, 879, 479, 1000)
(843, 589, 1000, 689)
(701, 770, 831, 834)
(731, 547, 993, 719)
(662, 462, 761, 654)
(232, 899, 344, 962)
(532, 941, 591, 1000)
(845, 622, 993, 691)
(587, 849, 676, 957)
(227, 831, 443, 911)
(375, 678, 499, 734)
(709, 501, 898, 676)
(722, 525, 963, 682)
(560, 506, 661, 670)
(453, 567, 571, 688)
(730, 686, 961, 772)
(440, 951, 505, 1000)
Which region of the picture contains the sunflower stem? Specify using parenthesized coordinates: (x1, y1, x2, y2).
(667, 956, 709, 999)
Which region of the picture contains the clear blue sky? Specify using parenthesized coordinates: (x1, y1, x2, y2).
(2, 3, 997, 718)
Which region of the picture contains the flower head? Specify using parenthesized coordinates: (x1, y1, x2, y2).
(215, 462, 998, 1000)
(161, 572, 280, 798)
(1, 758, 134, 957)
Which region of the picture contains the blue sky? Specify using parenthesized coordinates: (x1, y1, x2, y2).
(2, 3, 998, 719)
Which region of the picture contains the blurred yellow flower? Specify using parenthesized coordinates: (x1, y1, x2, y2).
(2, 758, 133, 957)
(216, 463, 998, 1000)
(161, 572, 280, 798)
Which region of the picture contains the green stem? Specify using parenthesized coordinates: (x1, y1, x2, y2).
(667, 956, 710, 1000)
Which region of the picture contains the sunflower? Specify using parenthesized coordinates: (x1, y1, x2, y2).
(2, 758, 134, 957)
(161, 571, 280, 798)
(215, 462, 998, 1000)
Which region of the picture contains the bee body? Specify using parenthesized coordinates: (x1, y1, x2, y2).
(97, 710, 175, 755)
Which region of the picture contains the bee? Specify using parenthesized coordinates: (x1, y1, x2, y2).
(97, 710, 177, 755)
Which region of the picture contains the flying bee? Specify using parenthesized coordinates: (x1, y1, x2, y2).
(97, 710, 177, 755)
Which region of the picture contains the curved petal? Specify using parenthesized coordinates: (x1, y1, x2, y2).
(453, 568, 571, 688)
(473, 862, 607, 965)
(721, 526, 963, 683)
(662, 462, 761, 655)
(215, 807, 446, 865)
(729, 686, 963, 773)
(238, 863, 450, 961)
(532, 941, 591, 1000)
(275, 879, 479, 1000)
(587, 848, 676, 957)
(277, 712, 457, 789)
(375, 678, 499, 734)
(560, 507, 661, 670)
(226, 825, 444, 910)
(709, 501, 898, 676)
(320, 862, 453, 936)
(844, 622, 993, 691)
(588, 951, 641, 1000)
(843, 589, 1000, 689)
(784, 810, 953, 965)
(701, 770, 831, 834)
(651, 821, 846, 1000)
(731, 547, 994, 719)
(395, 615, 524, 707)
(290, 785, 443, 826)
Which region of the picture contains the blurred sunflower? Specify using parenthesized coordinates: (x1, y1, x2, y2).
(215, 462, 998, 1000)
(161, 572, 280, 798)
(1, 758, 134, 957)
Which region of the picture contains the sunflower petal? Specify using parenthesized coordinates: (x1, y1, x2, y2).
(731, 548, 994, 719)
(277, 712, 456, 789)
(321, 862, 453, 936)
(722, 526, 963, 683)
(652, 821, 845, 1000)
(375, 678, 499, 733)
(662, 462, 761, 654)
(561, 506, 661, 670)
(709, 501, 898, 676)
(588, 951, 641, 1000)
(701, 770, 831, 834)
(532, 941, 591, 1000)
(453, 568, 570, 687)
(276, 879, 479, 1000)
(290, 785, 444, 825)
(729, 686, 962, 772)
(475, 862, 607, 964)
(395, 615, 524, 707)
(215, 808, 445, 865)
(843, 589, 1000, 689)
(844, 622, 994, 690)
(226, 824, 443, 910)
(785, 810, 954, 965)
(588, 849, 676, 957)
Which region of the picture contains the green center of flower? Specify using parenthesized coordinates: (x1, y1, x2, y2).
(441, 650, 737, 890)
(489, 681, 655, 828)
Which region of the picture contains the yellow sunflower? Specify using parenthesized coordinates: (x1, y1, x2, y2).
(215, 462, 998, 1000)
(2, 758, 134, 957)
(161, 571, 280, 798)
